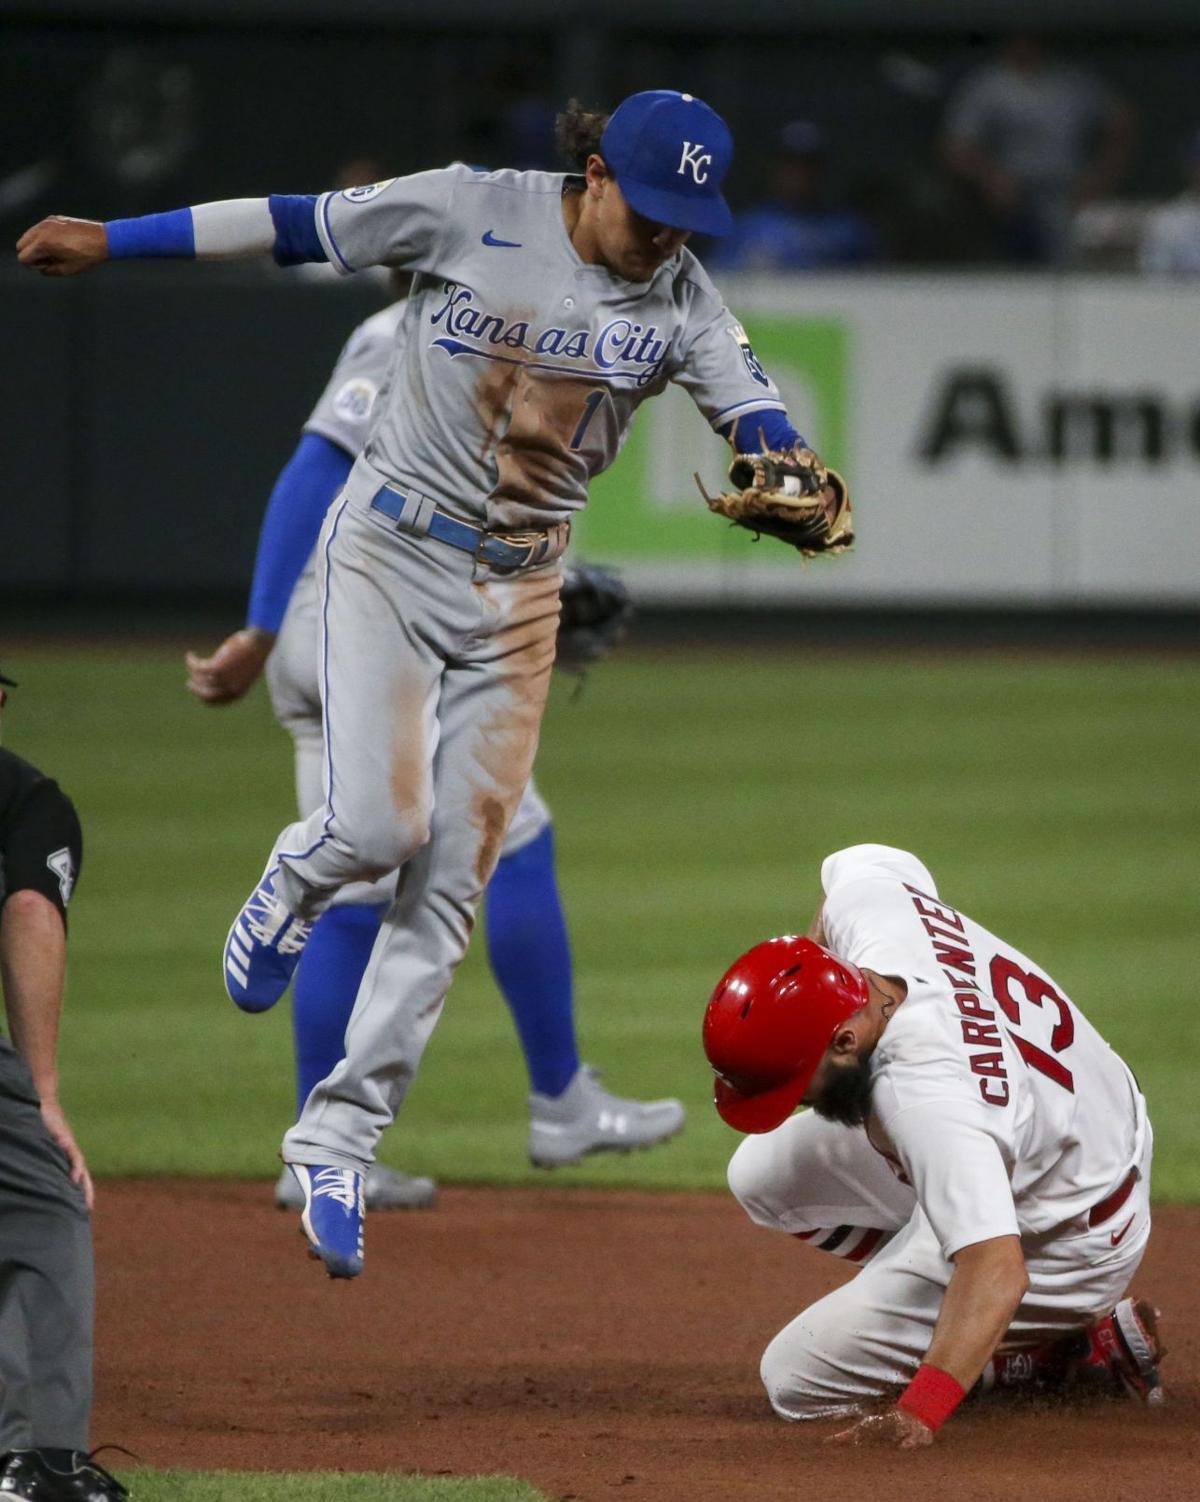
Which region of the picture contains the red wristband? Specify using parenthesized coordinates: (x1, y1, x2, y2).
(896, 1363, 966, 1433)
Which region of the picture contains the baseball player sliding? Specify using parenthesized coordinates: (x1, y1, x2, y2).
(703, 844, 1162, 1447)
(185, 283, 682, 1210)
(19, 89, 847, 1281)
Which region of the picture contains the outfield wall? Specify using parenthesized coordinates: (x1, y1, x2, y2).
(2, 270, 1197, 608)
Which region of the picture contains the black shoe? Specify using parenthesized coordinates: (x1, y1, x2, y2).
(0, 1450, 129, 1502)
(0, 1450, 56, 1501)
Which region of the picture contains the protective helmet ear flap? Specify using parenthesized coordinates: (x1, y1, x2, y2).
(702, 936, 869, 1132)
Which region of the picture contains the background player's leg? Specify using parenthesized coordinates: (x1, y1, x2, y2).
(291, 903, 387, 1113)
(282, 557, 560, 1181)
(491, 780, 685, 1166)
(485, 817, 579, 1099)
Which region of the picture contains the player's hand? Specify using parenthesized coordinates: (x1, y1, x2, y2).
(186, 628, 276, 705)
(39, 1097, 95, 1211)
(16, 216, 110, 277)
(827, 1407, 935, 1449)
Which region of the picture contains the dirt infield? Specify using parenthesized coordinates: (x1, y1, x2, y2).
(95, 1184, 1198, 1501)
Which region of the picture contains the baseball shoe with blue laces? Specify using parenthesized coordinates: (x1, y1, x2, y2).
(223, 864, 313, 1012)
(290, 1163, 365, 1279)
(275, 1162, 437, 1212)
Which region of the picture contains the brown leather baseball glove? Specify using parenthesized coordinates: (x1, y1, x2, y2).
(697, 443, 854, 558)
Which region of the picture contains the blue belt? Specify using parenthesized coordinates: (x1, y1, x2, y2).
(368, 485, 563, 570)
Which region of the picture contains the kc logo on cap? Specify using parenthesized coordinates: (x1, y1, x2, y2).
(677, 142, 713, 184)
(601, 90, 734, 236)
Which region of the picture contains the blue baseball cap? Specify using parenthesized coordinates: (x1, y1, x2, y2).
(600, 90, 734, 236)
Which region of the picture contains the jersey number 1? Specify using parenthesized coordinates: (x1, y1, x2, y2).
(569, 390, 606, 451)
(989, 956, 1076, 1093)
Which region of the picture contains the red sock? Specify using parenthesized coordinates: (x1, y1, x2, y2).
(978, 1335, 1082, 1395)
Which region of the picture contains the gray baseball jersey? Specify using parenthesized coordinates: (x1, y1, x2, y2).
(314, 166, 785, 530)
(304, 302, 404, 457)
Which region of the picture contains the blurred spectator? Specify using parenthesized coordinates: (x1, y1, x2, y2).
(1139, 130, 1200, 274)
(707, 122, 879, 272)
(81, 48, 196, 193)
(0, 45, 197, 238)
(942, 33, 1134, 265)
(464, 42, 557, 170)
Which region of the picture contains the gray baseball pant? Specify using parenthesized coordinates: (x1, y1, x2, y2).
(0, 1041, 93, 1452)
(265, 563, 552, 911)
(277, 481, 560, 1173)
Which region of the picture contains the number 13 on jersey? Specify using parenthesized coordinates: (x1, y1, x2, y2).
(991, 956, 1076, 1093)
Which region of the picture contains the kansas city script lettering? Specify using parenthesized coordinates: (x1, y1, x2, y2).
(429, 283, 667, 383)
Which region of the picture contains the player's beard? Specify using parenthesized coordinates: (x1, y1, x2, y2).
(811, 1054, 875, 1128)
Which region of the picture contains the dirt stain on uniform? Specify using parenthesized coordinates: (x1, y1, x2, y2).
(473, 796, 509, 886)
(466, 567, 561, 887)
(389, 673, 431, 838)
(473, 358, 521, 470)
(491, 373, 607, 529)
(467, 307, 605, 529)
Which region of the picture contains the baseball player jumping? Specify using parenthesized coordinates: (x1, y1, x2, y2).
(703, 843, 1162, 1446)
(19, 90, 846, 1280)
(185, 281, 682, 1209)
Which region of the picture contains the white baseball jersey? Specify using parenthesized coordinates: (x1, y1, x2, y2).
(821, 844, 1145, 1259)
(314, 166, 785, 529)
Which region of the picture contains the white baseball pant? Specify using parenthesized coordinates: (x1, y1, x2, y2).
(728, 1110, 1153, 1419)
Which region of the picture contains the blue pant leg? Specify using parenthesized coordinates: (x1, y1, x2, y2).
(291, 902, 386, 1114)
(484, 825, 579, 1098)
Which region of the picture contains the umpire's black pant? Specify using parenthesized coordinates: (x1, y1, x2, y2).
(0, 1039, 93, 1451)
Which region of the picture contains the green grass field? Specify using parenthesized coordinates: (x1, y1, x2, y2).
(8, 643, 1197, 1197)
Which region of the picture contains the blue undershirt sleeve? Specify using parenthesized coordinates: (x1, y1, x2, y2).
(106, 196, 327, 263)
(105, 207, 195, 259)
(245, 432, 354, 634)
(718, 408, 805, 453)
(268, 194, 327, 266)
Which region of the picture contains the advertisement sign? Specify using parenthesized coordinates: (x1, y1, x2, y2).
(571, 275, 1200, 605)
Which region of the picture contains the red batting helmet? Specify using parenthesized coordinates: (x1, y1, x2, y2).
(702, 936, 869, 1133)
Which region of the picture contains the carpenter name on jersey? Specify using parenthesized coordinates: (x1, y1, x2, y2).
(820, 844, 1145, 1259)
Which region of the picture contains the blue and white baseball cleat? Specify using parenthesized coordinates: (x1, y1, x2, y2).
(223, 865, 313, 1012)
(290, 1163, 365, 1279)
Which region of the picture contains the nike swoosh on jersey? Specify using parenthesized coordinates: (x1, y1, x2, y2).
(1111, 1214, 1136, 1246)
(482, 230, 522, 248)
